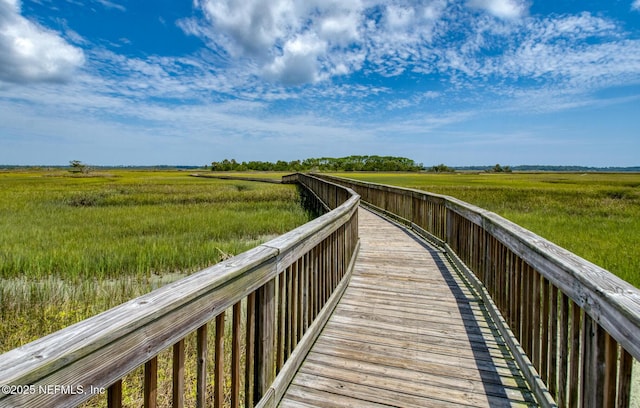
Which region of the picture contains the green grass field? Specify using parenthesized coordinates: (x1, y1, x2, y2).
(331, 172, 640, 288)
(3, 168, 638, 405)
(0, 169, 311, 352)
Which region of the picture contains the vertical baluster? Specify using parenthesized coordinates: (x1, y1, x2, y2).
(107, 379, 122, 408)
(568, 302, 581, 408)
(513, 254, 522, 341)
(231, 302, 241, 408)
(511, 252, 520, 335)
(522, 263, 531, 357)
(144, 357, 157, 408)
(540, 278, 550, 383)
(245, 293, 256, 408)
(173, 340, 184, 408)
(291, 262, 299, 348)
(581, 315, 597, 408)
(320, 240, 326, 307)
(557, 293, 569, 407)
(254, 279, 275, 404)
(285, 265, 292, 359)
(196, 324, 208, 408)
(602, 331, 617, 407)
(617, 348, 632, 408)
(297, 258, 304, 341)
(299, 256, 311, 334)
(313, 246, 319, 317)
(308, 251, 315, 323)
(498, 242, 505, 313)
(532, 270, 541, 372)
(277, 273, 285, 372)
(214, 312, 225, 408)
(549, 285, 558, 399)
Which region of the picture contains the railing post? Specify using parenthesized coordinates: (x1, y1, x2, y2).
(254, 279, 276, 404)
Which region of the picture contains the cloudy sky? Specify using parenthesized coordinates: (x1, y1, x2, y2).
(1, 0, 639, 166)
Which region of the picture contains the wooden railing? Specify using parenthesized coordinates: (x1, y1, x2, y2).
(0, 174, 359, 408)
(315, 174, 639, 408)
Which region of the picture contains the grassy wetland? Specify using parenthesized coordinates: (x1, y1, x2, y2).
(333, 171, 640, 288)
(2, 168, 639, 406)
(0, 169, 311, 353)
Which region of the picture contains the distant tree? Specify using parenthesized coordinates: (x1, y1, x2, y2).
(69, 160, 89, 174)
(486, 164, 512, 173)
(211, 156, 424, 172)
(428, 164, 456, 173)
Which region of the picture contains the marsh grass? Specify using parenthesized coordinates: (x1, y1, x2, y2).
(0, 169, 311, 353)
(333, 172, 640, 287)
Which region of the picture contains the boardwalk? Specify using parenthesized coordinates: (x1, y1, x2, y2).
(280, 208, 538, 407)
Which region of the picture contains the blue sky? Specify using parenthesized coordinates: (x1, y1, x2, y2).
(1, 0, 639, 167)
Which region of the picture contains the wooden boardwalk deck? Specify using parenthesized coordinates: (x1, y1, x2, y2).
(279, 208, 538, 407)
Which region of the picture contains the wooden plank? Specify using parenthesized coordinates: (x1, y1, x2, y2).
(336, 297, 494, 327)
(298, 358, 532, 406)
(302, 350, 530, 401)
(309, 336, 522, 382)
(326, 313, 507, 351)
(323, 319, 507, 352)
(331, 306, 502, 339)
(319, 326, 514, 366)
(290, 371, 530, 408)
(338, 288, 487, 312)
(283, 384, 395, 408)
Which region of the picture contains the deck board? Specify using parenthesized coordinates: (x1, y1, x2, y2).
(279, 208, 538, 407)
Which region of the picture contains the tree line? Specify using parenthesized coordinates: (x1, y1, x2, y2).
(210, 156, 425, 172)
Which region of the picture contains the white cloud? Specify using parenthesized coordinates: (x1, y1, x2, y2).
(264, 33, 327, 84)
(0, 0, 84, 83)
(385, 5, 416, 29)
(180, 0, 640, 95)
(190, 0, 369, 83)
(200, 0, 296, 59)
(633, 0, 640, 11)
(488, 13, 640, 90)
(95, 0, 126, 12)
(467, 0, 529, 19)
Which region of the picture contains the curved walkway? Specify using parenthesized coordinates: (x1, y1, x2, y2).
(279, 208, 538, 407)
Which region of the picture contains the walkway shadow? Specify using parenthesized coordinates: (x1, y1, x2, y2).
(390, 216, 538, 406)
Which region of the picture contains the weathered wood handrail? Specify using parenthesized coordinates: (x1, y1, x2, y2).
(315, 173, 639, 408)
(0, 174, 360, 408)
